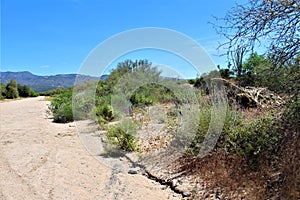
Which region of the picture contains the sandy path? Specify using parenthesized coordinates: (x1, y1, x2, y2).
(0, 97, 180, 200)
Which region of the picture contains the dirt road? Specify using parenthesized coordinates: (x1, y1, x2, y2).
(0, 97, 180, 200)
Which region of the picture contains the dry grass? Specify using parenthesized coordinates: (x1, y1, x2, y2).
(168, 129, 299, 200)
(43, 96, 53, 101)
(278, 130, 300, 199)
(129, 101, 299, 199)
(173, 151, 266, 199)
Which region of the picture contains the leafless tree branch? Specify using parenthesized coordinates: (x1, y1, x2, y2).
(213, 0, 300, 65)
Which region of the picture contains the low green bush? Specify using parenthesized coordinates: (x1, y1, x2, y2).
(283, 94, 300, 132)
(48, 89, 74, 123)
(106, 119, 138, 151)
(39, 88, 69, 96)
(226, 113, 279, 164)
(130, 93, 154, 106)
(96, 104, 114, 121)
(130, 83, 175, 106)
(52, 102, 73, 123)
(190, 108, 280, 165)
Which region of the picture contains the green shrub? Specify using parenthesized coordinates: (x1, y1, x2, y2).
(189, 108, 211, 151)
(130, 83, 175, 107)
(106, 119, 138, 151)
(39, 88, 68, 96)
(96, 104, 114, 121)
(48, 89, 74, 123)
(52, 102, 73, 123)
(283, 94, 300, 132)
(226, 113, 279, 164)
(130, 93, 154, 106)
(190, 108, 280, 165)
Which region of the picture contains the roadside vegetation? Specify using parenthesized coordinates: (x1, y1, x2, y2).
(0, 79, 38, 99)
(47, 88, 73, 123)
(48, 53, 298, 198)
(47, 0, 299, 198)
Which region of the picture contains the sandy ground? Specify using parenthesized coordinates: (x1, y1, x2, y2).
(0, 97, 180, 200)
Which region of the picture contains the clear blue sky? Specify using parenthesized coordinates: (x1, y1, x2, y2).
(1, 0, 246, 78)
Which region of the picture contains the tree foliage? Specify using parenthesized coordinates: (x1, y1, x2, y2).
(18, 84, 38, 97)
(0, 83, 6, 99)
(0, 79, 38, 99)
(6, 79, 19, 99)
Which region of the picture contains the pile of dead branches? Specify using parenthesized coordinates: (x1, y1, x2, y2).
(212, 78, 284, 108)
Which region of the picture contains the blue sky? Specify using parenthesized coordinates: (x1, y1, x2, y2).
(1, 0, 246, 78)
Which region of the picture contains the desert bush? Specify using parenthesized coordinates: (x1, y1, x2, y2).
(283, 94, 300, 132)
(190, 107, 280, 165)
(130, 93, 154, 106)
(96, 104, 114, 121)
(48, 89, 73, 123)
(52, 102, 73, 123)
(227, 112, 279, 164)
(106, 119, 138, 151)
(130, 83, 175, 106)
(39, 88, 68, 96)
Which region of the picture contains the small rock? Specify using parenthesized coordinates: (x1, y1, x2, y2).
(101, 137, 107, 143)
(171, 179, 179, 187)
(161, 186, 168, 190)
(216, 191, 222, 199)
(173, 193, 179, 197)
(204, 193, 210, 198)
(182, 191, 190, 197)
(128, 167, 140, 174)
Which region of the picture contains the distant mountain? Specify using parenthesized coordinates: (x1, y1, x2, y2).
(0, 71, 107, 92)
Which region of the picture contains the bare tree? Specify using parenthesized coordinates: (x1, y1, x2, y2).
(214, 0, 300, 65)
(231, 46, 246, 76)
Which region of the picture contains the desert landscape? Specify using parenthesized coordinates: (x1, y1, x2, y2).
(0, 97, 181, 200)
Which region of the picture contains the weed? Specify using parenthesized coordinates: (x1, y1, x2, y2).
(106, 119, 139, 151)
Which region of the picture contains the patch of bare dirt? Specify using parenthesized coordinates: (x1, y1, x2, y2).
(0, 97, 181, 200)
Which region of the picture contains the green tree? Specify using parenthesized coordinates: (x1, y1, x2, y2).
(239, 52, 270, 86)
(18, 84, 38, 97)
(217, 64, 234, 79)
(0, 83, 6, 99)
(243, 53, 266, 75)
(103, 59, 154, 95)
(6, 79, 19, 99)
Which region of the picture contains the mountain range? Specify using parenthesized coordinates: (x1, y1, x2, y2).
(0, 71, 107, 92)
